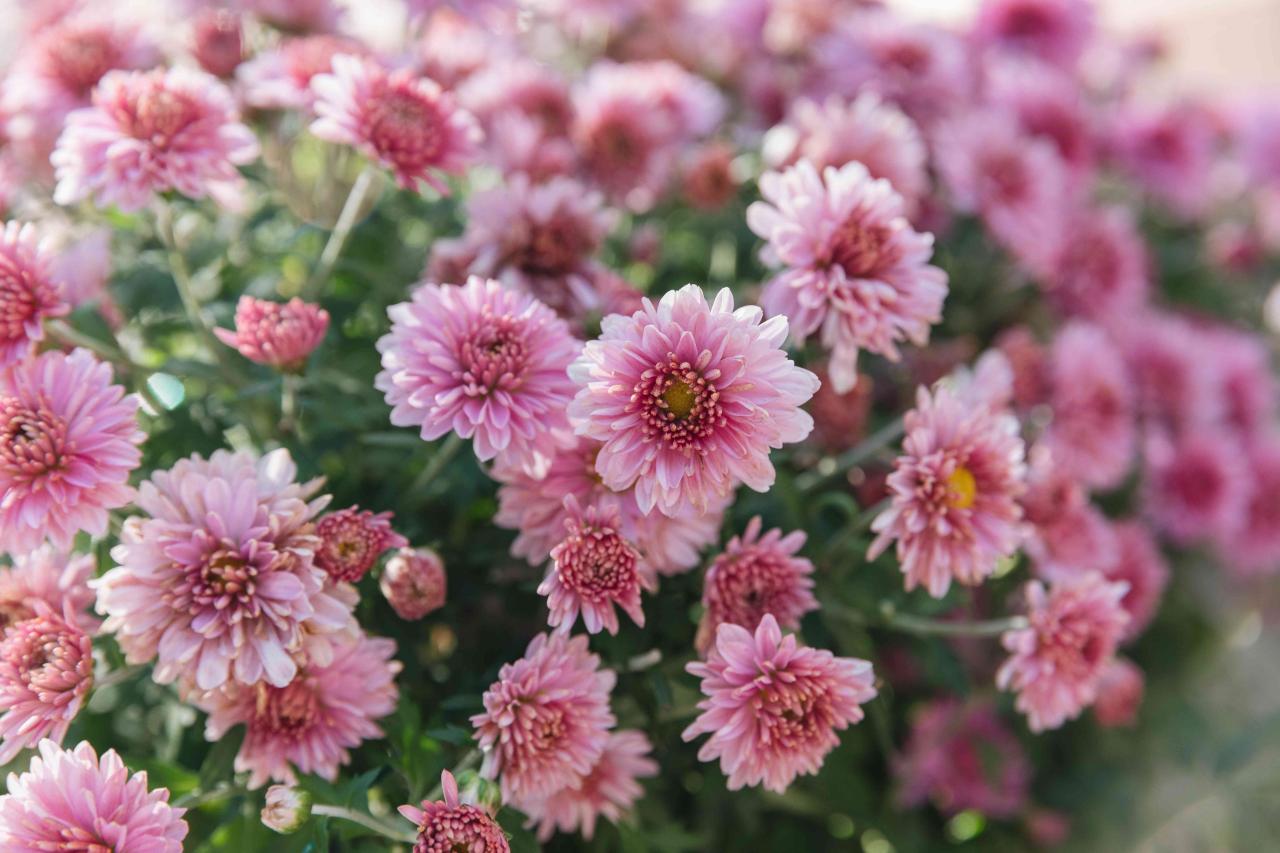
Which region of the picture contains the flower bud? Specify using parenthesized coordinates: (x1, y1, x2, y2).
(380, 548, 447, 620)
(261, 785, 312, 834)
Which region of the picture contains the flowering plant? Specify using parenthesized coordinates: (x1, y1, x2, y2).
(1, 0, 1278, 850)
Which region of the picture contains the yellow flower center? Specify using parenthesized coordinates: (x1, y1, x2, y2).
(662, 380, 698, 420)
(947, 466, 977, 510)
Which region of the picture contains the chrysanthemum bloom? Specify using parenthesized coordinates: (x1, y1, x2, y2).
(0, 740, 187, 851)
(0, 220, 68, 368)
(190, 9, 244, 79)
(1222, 438, 1280, 577)
(808, 362, 875, 453)
(1, 348, 142, 554)
(380, 547, 447, 620)
(684, 614, 877, 793)
(681, 141, 740, 211)
(749, 160, 948, 394)
(1208, 329, 1277, 441)
(377, 276, 579, 479)
(457, 57, 573, 133)
(96, 448, 356, 691)
(1102, 521, 1169, 640)
(540, 497, 650, 636)
(0, 604, 93, 764)
(1093, 658, 1144, 727)
(569, 284, 818, 516)
(997, 574, 1130, 732)
(1020, 448, 1118, 582)
(399, 770, 511, 853)
(971, 0, 1093, 68)
(1042, 322, 1136, 491)
(987, 58, 1096, 180)
(0, 547, 98, 634)
(313, 506, 408, 583)
(310, 54, 481, 194)
(45, 224, 117, 325)
(1119, 311, 1221, 432)
(215, 295, 330, 373)
(1143, 429, 1248, 544)
(197, 633, 400, 788)
(869, 385, 1027, 598)
(1043, 205, 1149, 320)
(470, 632, 616, 807)
(894, 698, 1030, 818)
(237, 35, 367, 110)
(996, 326, 1051, 410)
(52, 66, 259, 212)
(524, 730, 657, 842)
(763, 93, 928, 211)
(696, 517, 817, 654)
(1110, 102, 1217, 219)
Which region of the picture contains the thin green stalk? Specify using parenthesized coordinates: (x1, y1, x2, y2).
(302, 165, 378, 299)
(409, 433, 465, 495)
(312, 805, 417, 844)
(797, 417, 905, 492)
(175, 784, 247, 809)
(876, 603, 1027, 637)
(153, 204, 235, 378)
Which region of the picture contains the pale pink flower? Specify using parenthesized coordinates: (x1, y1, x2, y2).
(540, 496, 650, 636)
(1042, 322, 1136, 490)
(0, 547, 98, 634)
(1143, 429, 1248, 544)
(945, 349, 1015, 413)
(684, 614, 876, 793)
(310, 55, 480, 194)
(1102, 521, 1169, 641)
(313, 506, 407, 583)
(215, 296, 329, 372)
(190, 9, 245, 79)
(483, 110, 578, 184)
(45, 224, 118, 325)
(1093, 657, 1144, 727)
(0, 740, 187, 852)
(399, 770, 511, 853)
(380, 547, 447, 620)
(1119, 311, 1221, 432)
(996, 326, 1051, 410)
(1111, 102, 1217, 219)
(197, 633, 400, 788)
(696, 517, 817, 653)
(894, 698, 1030, 818)
(987, 58, 1097, 179)
(870, 385, 1027, 598)
(748, 160, 948, 394)
(53, 67, 259, 212)
(237, 35, 367, 110)
(470, 632, 616, 808)
(457, 57, 573, 133)
(524, 730, 657, 842)
(1021, 448, 1118, 582)
(569, 284, 818, 517)
(95, 448, 356, 691)
(1, 348, 143, 554)
(1223, 438, 1280, 576)
(972, 0, 1094, 69)
(0, 220, 68, 368)
(377, 276, 579, 479)
(0, 604, 93, 765)
(1237, 102, 1280, 187)
(997, 574, 1130, 732)
(1043, 205, 1149, 320)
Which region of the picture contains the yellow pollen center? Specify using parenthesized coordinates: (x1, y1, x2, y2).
(662, 380, 697, 420)
(947, 466, 977, 510)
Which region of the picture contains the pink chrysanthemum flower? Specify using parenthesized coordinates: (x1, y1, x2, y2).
(1021, 448, 1118, 582)
(1042, 322, 1136, 491)
(377, 276, 580, 479)
(1044, 205, 1149, 320)
(681, 141, 740, 211)
(0, 547, 98, 634)
(524, 729, 657, 842)
(764, 94, 929, 211)
(52, 67, 259, 212)
(0, 740, 187, 852)
(684, 614, 876, 793)
(313, 506, 408, 583)
(96, 448, 356, 691)
(197, 633, 400, 789)
(540, 496, 651, 636)
(997, 573, 1130, 732)
(380, 547, 447, 620)
(190, 9, 245, 79)
(1111, 102, 1217, 219)
(310, 54, 481, 193)
(1209, 329, 1277, 441)
(869, 385, 1027, 598)
(1, 220, 68, 368)
(1143, 429, 1248, 544)
(237, 35, 367, 110)
(750, 160, 947, 394)
(215, 295, 330, 372)
(972, 0, 1094, 69)
(1093, 657, 1144, 727)
(1120, 311, 1221, 432)
(987, 58, 1096, 180)
(894, 698, 1030, 818)
(1103, 521, 1169, 641)
(569, 284, 818, 517)
(0, 604, 93, 765)
(1223, 438, 1280, 577)
(470, 632, 616, 808)
(399, 770, 511, 853)
(1, 348, 143, 555)
(696, 517, 817, 654)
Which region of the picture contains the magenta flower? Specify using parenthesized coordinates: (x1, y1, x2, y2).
(377, 275, 580, 479)
(215, 296, 329, 372)
(189, 9, 244, 79)
(1103, 521, 1169, 641)
(0, 604, 93, 764)
(314, 506, 408, 583)
(1143, 429, 1248, 544)
(380, 547, 447, 620)
(237, 35, 367, 110)
(399, 770, 511, 853)
(471, 632, 616, 808)
(1021, 448, 1118, 581)
(894, 698, 1030, 818)
(1120, 311, 1221, 432)
(52, 67, 259, 212)
(524, 729, 657, 842)
(1093, 658, 1144, 727)
(1209, 328, 1277, 441)
(684, 614, 876, 793)
(696, 516, 817, 653)
(197, 632, 400, 788)
(1111, 101, 1217, 219)
(1044, 205, 1149, 321)
(1223, 438, 1280, 577)
(96, 448, 356, 691)
(0, 220, 68, 368)
(869, 385, 1027, 598)
(748, 160, 947, 394)
(987, 58, 1096, 179)
(1, 348, 143, 555)
(0, 547, 99, 634)
(540, 496, 651, 636)
(0, 740, 187, 852)
(972, 0, 1094, 68)
(569, 284, 818, 517)
(997, 574, 1130, 732)
(310, 54, 480, 194)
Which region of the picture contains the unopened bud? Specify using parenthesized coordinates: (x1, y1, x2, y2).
(261, 785, 312, 834)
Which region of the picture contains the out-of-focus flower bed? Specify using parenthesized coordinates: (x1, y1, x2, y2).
(1, 0, 1278, 850)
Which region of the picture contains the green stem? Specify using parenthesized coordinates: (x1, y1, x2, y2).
(797, 417, 905, 492)
(154, 205, 235, 378)
(877, 602, 1027, 637)
(312, 805, 417, 844)
(409, 433, 465, 495)
(175, 784, 247, 809)
(302, 165, 378, 299)
(280, 372, 301, 435)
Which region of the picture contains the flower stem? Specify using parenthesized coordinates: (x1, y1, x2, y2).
(876, 602, 1027, 637)
(798, 417, 905, 492)
(312, 805, 417, 844)
(153, 204, 235, 378)
(280, 372, 301, 435)
(303, 165, 378, 300)
(409, 433, 465, 495)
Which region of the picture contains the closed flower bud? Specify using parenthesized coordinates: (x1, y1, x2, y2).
(380, 548, 447, 621)
(261, 785, 312, 834)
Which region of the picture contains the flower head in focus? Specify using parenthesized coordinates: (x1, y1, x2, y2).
(314, 506, 407, 583)
(399, 770, 511, 853)
(0, 604, 93, 765)
(215, 296, 330, 373)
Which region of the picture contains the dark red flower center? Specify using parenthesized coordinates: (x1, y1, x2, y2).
(0, 398, 68, 480)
